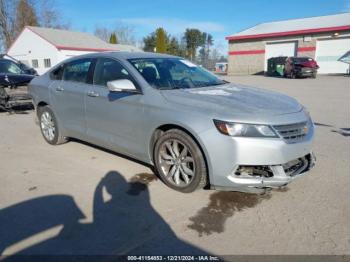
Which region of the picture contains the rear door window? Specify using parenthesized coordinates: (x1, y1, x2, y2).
(63, 59, 93, 83)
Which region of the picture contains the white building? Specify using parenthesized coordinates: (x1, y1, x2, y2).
(7, 26, 141, 75)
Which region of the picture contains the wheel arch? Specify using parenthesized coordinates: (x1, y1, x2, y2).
(149, 123, 211, 187)
(36, 101, 49, 117)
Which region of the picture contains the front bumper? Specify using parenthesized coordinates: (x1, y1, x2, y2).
(228, 152, 315, 187)
(296, 68, 317, 77)
(198, 117, 315, 193)
(211, 153, 315, 194)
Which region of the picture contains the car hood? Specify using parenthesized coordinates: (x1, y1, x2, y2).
(0, 73, 35, 86)
(160, 83, 302, 118)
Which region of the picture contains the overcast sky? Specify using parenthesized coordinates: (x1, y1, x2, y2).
(56, 0, 350, 54)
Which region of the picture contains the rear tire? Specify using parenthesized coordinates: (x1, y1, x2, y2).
(38, 106, 67, 145)
(290, 71, 296, 79)
(153, 129, 207, 193)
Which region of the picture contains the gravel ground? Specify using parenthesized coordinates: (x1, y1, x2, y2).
(0, 75, 349, 256)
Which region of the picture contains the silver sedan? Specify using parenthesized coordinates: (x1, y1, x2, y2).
(29, 52, 315, 193)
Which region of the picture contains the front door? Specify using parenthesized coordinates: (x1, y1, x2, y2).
(85, 57, 145, 158)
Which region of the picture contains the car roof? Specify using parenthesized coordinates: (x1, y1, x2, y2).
(290, 56, 312, 59)
(0, 58, 16, 62)
(69, 51, 181, 61)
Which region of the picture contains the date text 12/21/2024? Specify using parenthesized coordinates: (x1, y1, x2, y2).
(127, 256, 221, 261)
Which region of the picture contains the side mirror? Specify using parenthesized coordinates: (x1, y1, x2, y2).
(107, 79, 138, 93)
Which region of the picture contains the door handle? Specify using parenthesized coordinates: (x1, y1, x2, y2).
(87, 91, 99, 97)
(56, 87, 64, 92)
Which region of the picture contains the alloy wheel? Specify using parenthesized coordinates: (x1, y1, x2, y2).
(158, 139, 195, 187)
(40, 111, 56, 141)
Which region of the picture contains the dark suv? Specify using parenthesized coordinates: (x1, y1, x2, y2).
(0, 58, 37, 110)
(284, 57, 319, 79)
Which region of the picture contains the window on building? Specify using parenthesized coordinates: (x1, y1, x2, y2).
(62, 59, 93, 83)
(32, 59, 39, 68)
(44, 59, 51, 68)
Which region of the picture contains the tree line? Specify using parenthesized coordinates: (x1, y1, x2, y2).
(0, 1, 227, 67)
(0, 0, 68, 51)
(101, 26, 225, 68)
(141, 27, 225, 68)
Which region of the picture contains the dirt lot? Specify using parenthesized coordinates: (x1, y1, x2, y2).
(1, 75, 349, 256)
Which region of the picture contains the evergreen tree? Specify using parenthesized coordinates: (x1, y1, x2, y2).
(109, 33, 118, 44)
(183, 28, 203, 61)
(155, 27, 167, 53)
(167, 37, 185, 57)
(143, 32, 156, 52)
(199, 32, 213, 67)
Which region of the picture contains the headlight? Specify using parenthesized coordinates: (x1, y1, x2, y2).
(213, 120, 278, 137)
(302, 106, 311, 117)
(302, 106, 314, 126)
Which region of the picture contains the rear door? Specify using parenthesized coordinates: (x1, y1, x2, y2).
(50, 58, 94, 137)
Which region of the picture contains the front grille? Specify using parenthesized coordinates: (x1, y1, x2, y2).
(273, 121, 308, 143)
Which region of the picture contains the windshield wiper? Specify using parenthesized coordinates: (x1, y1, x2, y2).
(159, 86, 182, 90)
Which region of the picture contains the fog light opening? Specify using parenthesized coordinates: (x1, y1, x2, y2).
(235, 166, 273, 178)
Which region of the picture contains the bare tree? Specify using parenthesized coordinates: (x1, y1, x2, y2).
(36, 0, 70, 29)
(0, 0, 16, 50)
(114, 24, 135, 45)
(15, 0, 38, 35)
(94, 26, 110, 42)
(0, 0, 69, 51)
(94, 23, 136, 45)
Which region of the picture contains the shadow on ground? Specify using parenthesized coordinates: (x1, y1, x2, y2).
(188, 191, 271, 236)
(314, 122, 333, 127)
(0, 104, 33, 115)
(0, 171, 210, 257)
(332, 128, 350, 137)
(314, 122, 350, 137)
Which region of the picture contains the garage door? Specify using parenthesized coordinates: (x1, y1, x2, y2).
(264, 42, 297, 71)
(316, 38, 350, 74)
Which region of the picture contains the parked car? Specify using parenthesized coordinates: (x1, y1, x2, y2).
(0, 58, 37, 110)
(0, 58, 37, 87)
(266, 56, 288, 77)
(284, 57, 319, 78)
(29, 52, 316, 193)
(215, 62, 228, 74)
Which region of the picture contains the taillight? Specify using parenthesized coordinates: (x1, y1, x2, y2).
(302, 60, 318, 68)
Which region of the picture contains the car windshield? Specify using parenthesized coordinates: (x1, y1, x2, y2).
(0, 60, 22, 74)
(128, 58, 226, 90)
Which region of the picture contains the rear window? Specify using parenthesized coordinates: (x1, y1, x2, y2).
(292, 57, 313, 63)
(62, 59, 93, 83)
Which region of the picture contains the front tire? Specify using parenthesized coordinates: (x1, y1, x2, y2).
(38, 106, 67, 145)
(153, 129, 207, 193)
